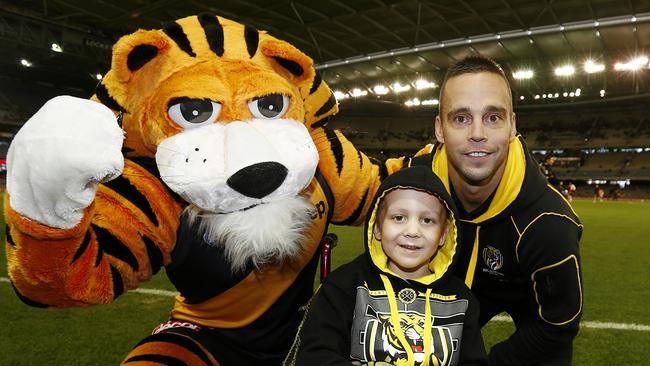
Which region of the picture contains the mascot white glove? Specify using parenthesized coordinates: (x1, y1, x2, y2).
(7, 95, 124, 229)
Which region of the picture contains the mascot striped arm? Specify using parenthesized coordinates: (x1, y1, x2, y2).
(4, 14, 383, 365)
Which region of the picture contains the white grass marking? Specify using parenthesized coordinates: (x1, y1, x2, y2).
(2, 276, 649, 332)
(490, 314, 650, 331)
(0, 276, 178, 297)
(131, 287, 179, 297)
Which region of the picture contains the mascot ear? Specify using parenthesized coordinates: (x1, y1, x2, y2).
(110, 30, 171, 84)
(260, 38, 314, 83)
(260, 38, 338, 129)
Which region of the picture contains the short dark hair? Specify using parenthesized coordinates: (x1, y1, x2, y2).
(438, 56, 512, 113)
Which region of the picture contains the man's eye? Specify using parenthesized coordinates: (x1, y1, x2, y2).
(453, 115, 469, 124)
(422, 217, 433, 224)
(392, 215, 405, 222)
(486, 114, 502, 123)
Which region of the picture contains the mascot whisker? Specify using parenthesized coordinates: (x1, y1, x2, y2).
(186, 196, 313, 272)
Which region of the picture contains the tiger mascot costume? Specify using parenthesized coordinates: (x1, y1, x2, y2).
(4, 14, 383, 365)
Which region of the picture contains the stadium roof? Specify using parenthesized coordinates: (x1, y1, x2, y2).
(1, 0, 650, 113)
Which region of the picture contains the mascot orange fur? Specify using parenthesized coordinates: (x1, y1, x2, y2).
(5, 14, 383, 365)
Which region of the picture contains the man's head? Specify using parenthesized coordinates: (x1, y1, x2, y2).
(372, 188, 450, 279)
(434, 56, 517, 188)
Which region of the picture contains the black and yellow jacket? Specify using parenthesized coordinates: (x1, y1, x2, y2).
(398, 136, 583, 365)
(288, 166, 488, 366)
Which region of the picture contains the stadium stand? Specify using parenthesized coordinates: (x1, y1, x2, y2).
(330, 100, 650, 199)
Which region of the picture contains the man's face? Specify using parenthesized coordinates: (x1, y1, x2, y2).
(373, 189, 449, 279)
(435, 72, 516, 187)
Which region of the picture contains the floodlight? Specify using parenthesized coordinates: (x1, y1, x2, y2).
(333, 91, 347, 100)
(20, 59, 32, 67)
(51, 43, 63, 53)
(421, 99, 439, 105)
(554, 65, 575, 76)
(392, 82, 411, 93)
(614, 56, 649, 71)
(584, 60, 605, 73)
(512, 70, 534, 79)
(350, 88, 368, 97)
(373, 85, 389, 95)
(415, 79, 435, 90)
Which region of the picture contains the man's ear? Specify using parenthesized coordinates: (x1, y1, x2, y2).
(510, 112, 518, 141)
(434, 115, 445, 143)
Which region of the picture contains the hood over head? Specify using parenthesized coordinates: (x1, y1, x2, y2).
(365, 165, 460, 287)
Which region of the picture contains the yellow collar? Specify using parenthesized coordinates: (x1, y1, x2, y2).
(432, 137, 526, 223)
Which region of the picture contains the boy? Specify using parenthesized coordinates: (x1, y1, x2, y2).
(287, 166, 487, 366)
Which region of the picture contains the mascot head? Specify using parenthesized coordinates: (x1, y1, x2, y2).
(94, 14, 338, 270)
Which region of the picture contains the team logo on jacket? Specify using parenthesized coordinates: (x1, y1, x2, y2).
(351, 287, 467, 365)
(482, 246, 503, 271)
(398, 288, 417, 304)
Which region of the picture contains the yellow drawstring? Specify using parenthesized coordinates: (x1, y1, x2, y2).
(422, 288, 433, 366)
(380, 274, 415, 365)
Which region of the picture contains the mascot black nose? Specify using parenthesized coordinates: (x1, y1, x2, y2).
(227, 162, 288, 199)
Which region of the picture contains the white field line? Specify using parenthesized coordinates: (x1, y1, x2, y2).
(0, 276, 178, 297)
(2, 276, 649, 332)
(492, 314, 650, 331)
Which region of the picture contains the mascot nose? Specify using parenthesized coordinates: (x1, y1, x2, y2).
(227, 162, 288, 199)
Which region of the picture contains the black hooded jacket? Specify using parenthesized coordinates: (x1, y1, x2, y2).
(408, 136, 584, 365)
(288, 166, 488, 366)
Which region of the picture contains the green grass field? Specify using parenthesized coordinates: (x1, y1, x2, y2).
(1, 199, 649, 365)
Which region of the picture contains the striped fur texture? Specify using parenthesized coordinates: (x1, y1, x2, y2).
(4, 13, 383, 365)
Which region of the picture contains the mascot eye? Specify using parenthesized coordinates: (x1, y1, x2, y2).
(248, 94, 289, 119)
(168, 98, 221, 128)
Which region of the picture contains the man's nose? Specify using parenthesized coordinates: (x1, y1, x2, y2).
(469, 118, 487, 141)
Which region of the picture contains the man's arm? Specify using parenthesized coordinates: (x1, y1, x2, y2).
(490, 214, 583, 365)
(460, 291, 489, 366)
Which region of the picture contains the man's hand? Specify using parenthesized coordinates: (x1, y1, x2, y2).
(7, 95, 124, 229)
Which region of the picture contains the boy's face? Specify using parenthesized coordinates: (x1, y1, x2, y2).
(373, 189, 450, 279)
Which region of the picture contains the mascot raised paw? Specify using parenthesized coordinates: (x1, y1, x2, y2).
(4, 14, 383, 365)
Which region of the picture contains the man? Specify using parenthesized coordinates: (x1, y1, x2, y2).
(389, 56, 583, 365)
